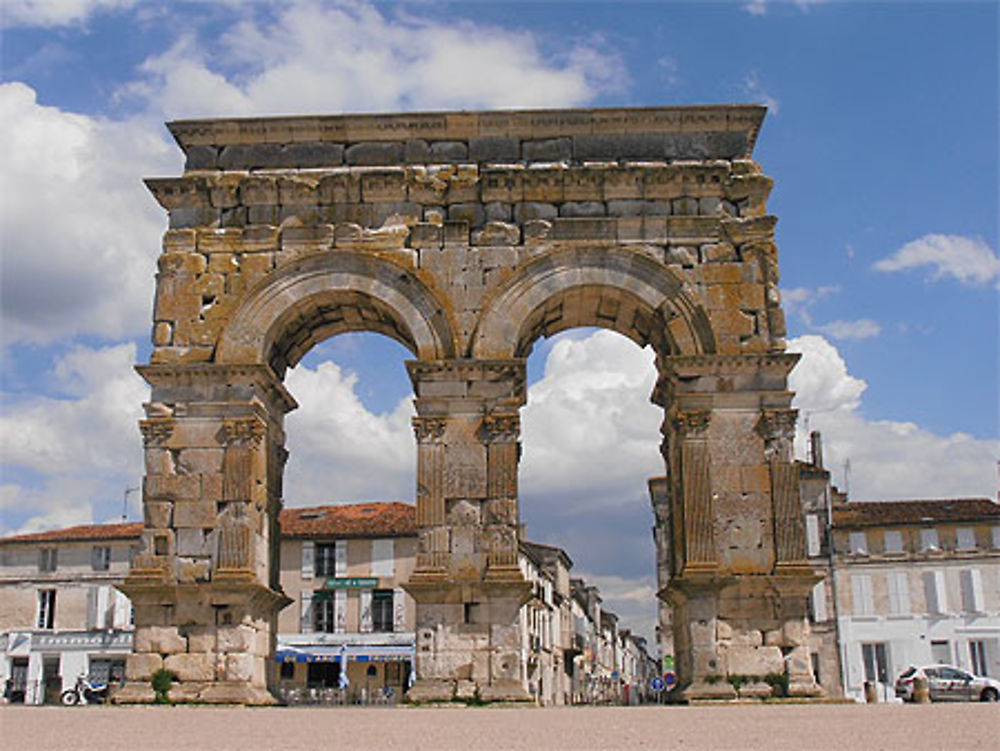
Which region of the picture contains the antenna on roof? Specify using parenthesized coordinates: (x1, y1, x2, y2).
(122, 486, 139, 522)
(843, 459, 851, 499)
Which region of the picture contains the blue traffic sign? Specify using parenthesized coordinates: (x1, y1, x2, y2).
(663, 671, 678, 688)
(650, 676, 665, 692)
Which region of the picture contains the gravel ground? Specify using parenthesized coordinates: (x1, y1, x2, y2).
(2, 703, 997, 751)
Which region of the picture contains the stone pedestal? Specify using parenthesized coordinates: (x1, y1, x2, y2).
(655, 354, 824, 700)
(117, 365, 295, 704)
(402, 359, 533, 702)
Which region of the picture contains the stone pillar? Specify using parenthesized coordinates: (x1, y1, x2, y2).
(403, 359, 532, 703)
(115, 365, 294, 705)
(655, 354, 821, 700)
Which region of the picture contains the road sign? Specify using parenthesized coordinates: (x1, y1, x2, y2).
(663, 671, 677, 689)
(650, 676, 665, 692)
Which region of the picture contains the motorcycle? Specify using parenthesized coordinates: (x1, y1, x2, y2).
(60, 675, 109, 705)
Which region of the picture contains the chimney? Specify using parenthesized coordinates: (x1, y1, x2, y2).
(810, 430, 824, 470)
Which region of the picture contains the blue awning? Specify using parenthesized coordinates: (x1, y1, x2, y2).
(275, 645, 414, 663)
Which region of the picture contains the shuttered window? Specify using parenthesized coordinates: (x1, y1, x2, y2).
(923, 570, 948, 614)
(887, 572, 910, 615)
(805, 515, 821, 557)
(960, 569, 984, 613)
(371, 539, 394, 577)
(301, 541, 314, 580)
(810, 581, 828, 622)
(851, 575, 874, 616)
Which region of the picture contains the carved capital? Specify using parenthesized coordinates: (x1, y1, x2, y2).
(139, 418, 174, 447)
(221, 417, 266, 447)
(674, 410, 711, 437)
(482, 413, 520, 443)
(757, 409, 798, 462)
(412, 416, 447, 443)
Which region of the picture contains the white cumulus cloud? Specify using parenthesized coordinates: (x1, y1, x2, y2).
(1, 0, 133, 28)
(0, 343, 148, 535)
(789, 335, 998, 500)
(0, 82, 176, 345)
(815, 318, 882, 340)
(873, 234, 1000, 288)
(125, 2, 627, 119)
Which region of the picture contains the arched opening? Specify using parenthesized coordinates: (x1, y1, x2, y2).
(520, 328, 664, 683)
(282, 331, 415, 506)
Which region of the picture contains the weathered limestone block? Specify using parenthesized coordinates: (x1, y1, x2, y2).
(224, 653, 256, 682)
(135, 625, 187, 654)
(173, 500, 218, 528)
(125, 653, 164, 681)
(523, 137, 572, 162)
(345, 141, 404, 166)
(164, 653, 215, 682)
(217, 624, 256, 653)
(469, 137, 518, 162)
(144, 500, 173, 529)
(725, 645, 784, 676)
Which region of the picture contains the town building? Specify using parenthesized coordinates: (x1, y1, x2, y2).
(801, 433, 1000, 702)
(0, 521, 140, 704)
(1, 501, 649, 705)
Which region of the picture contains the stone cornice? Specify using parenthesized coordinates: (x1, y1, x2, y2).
(168, 104, 765, 156)
(662, 353, 800, 378)
(136, 363, 298, 413)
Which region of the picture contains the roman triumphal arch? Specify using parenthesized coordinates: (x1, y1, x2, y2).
(117, 106, 820, 704)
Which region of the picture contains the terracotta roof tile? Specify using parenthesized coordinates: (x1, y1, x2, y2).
(0, 502, 417, 544)
(833, 498, 1000, 528)
(279, 502, 416, 538)
(0, 521, 143, 545)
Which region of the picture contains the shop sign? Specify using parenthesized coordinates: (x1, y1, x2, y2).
(323, 577, 378, 589)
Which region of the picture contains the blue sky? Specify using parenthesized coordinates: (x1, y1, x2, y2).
(1, 0, 997, 639)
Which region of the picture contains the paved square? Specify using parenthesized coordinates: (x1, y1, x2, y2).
(3, 703, 998, 751)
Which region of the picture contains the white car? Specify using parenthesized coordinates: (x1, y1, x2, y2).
(895, 665, 1000, 702)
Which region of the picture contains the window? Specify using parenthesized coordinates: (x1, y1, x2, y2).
(848, 532, 868, 555)
(970, 641, 988, 676)
(39, 548, 57, 573)
(805, 515, 821, 557)
(306, 662, 341, 689)
(924, 571, 948, 614)
(883, 530, 903, 554)
(956, 527, 976, 551)
(372, 589, 393, 633)
(930, 640, 951, 664)
(315, 544, 337, 577)
(279, 661, 295, 680)
(314, 594, 336, 633)
(92, 546, 111, 571)
(371, 539, 394, 577)
(89, 659, 125, 685)
(315, 541, 346, 577)
(960, 569, 984, 613)
(851, 575, 874, 616)
(810, 581, 828, 622)
(992, 526, 1000, 550)
(887, 572, 910, 615)
(37, 589, 56, 629)
(861, 642, 889, 684)
(920, 528, 940, 551)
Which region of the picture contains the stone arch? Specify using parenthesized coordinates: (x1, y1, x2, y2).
(470, 247, 716, 360)
(216, 251, 455, 378)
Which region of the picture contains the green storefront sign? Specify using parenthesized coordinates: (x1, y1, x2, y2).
(323, 577, 379, 589)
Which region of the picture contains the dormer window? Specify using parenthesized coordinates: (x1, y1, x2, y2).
(848, 531, 868, 555)
(883, 530, 903, 554)
(920, 528, 939, 552)
(956, 527, 976, 551)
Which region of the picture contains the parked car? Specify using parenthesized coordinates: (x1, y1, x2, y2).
(895, 665, 1000, 702)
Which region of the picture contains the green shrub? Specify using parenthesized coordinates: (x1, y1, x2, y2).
(151, 668, 177, 704)
(762, 672, 789, 698)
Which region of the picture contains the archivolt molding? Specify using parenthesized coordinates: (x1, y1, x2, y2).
(215, 251, 455, 375)
(470, 246, 716, 359)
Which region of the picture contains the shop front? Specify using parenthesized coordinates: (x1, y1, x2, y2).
(274, 634, 415, 705)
